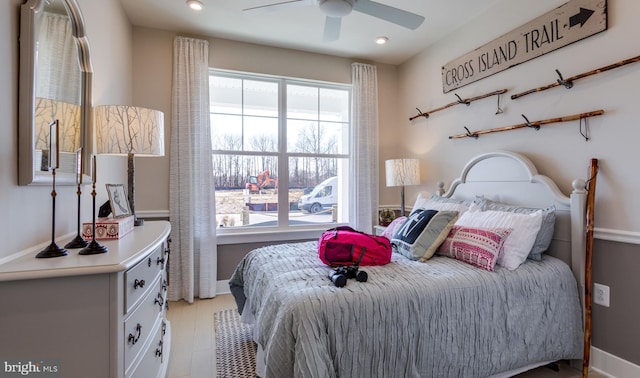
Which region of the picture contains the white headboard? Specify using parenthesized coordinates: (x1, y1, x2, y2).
(436, 151, 587, 296)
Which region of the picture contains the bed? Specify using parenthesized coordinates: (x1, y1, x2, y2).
(230, 151, 588, 378)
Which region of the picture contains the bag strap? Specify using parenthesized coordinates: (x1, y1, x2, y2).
(353, 247, 366, 267)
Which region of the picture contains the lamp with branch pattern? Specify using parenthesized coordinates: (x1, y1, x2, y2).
(95, 105, 164, 226)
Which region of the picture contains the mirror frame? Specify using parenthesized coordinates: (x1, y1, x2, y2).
(19, 0, 93, 185)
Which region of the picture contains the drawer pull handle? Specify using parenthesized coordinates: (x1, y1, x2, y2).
(128, 324, 142, 345)
(155, 340, 163, 357)
(134, 279, 145, 289)
(154, 293, 164, 309)
(162, 279, 167, 291)
(156, 256, 165, 266)
(162, 321, 167, 335)
(147, 257, 152, 267)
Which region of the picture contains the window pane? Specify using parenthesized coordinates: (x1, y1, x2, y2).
(319, 122, 347, 155)
(210, 76, 242, 115)
(210, 70, 351, 233)
(319, 88, 349, 122)
(244, 116, 278, 152)
(287, 120, 347, 154)
(287, 85, 317, 120)
(211, 114, 242, 150)
(244, 80, 278, 117)
(214, 155, 279, 228)
(289, 157, 348, 226)
(287, 119, 318, 153)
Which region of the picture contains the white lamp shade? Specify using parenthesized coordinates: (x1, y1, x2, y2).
(385, 158, 420, 187)
(34, 97, 81, 152)
(95, 105, 165, 156)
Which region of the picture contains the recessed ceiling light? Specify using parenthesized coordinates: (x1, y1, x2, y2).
(375, 36, 388, 45)
(187, 0, 204, 11)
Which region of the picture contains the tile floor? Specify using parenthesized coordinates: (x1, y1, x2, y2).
(166, 294, 605, 378)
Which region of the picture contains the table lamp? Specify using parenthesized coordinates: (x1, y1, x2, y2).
(385, 158, 420, 216)
(95, 105, 164, 226)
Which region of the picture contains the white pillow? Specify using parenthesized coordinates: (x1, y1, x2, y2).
(411, 192, 471, 215)
(454, 209, 543, 270)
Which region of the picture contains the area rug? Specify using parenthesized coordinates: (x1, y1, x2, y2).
(214, 309, 257, 377)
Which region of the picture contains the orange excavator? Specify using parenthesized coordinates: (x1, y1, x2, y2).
(245, 170, 278, 193)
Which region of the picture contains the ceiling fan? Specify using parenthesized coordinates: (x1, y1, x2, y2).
(243, 0, 425, 42)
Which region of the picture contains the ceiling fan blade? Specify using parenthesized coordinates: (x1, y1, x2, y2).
(243, 0, 309, 14)
(353, 0, 425, 30)
(323, 16, 341, 42)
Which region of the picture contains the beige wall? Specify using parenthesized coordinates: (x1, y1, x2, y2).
(4, 0, 639, 369)
(397, 0, 640, 366)
(130, 26, 400, 215)
(397, 0, 640, 234)
(1, 0, 131, 257)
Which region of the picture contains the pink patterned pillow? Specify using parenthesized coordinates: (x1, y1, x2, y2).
(381, 216, 407, 240)
(437, 226, 512, 271)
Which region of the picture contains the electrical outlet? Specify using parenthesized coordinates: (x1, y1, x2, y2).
(593, 283, 610, 307)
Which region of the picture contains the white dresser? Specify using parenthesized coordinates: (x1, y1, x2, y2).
(0, 221, 171, 378)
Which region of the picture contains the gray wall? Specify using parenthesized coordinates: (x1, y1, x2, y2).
(592, 240, 640, 364)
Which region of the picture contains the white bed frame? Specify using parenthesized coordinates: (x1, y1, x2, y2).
(250, 151, 588, 377)
(435, 150, 587, 376)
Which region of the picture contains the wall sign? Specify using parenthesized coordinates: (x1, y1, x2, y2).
(441, 0, 607, 93)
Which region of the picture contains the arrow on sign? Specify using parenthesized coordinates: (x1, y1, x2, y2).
(570, 7, 595, 28)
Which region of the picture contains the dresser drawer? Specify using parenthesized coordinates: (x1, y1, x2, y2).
(124, 276, 165, 375)
(124, 244, 165, 313)
(128, 317, 166, 378)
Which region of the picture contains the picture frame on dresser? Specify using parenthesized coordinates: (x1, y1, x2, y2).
(107, 183, 132, 218)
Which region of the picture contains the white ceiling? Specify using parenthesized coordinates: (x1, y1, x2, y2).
(119, 0, 502, 65)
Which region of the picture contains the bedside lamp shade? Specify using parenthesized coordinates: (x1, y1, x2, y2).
(385, 158, 420, 216)
(95, 105, 165, 226)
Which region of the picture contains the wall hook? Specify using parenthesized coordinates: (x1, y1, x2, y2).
(409, 107, 429, 121)
(455, 93, 471, 105)
(522, 114, 540, 130)
(555, 69, 574, 89)
(579, 117, 590, 141)
(464, 126, 478, 139)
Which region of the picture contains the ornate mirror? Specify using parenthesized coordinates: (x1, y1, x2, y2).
(19, 0, 93, 185)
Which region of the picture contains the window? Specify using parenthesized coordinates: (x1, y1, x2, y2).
(210, 70, 351, 235)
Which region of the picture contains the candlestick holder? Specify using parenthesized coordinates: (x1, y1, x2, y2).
(65, 183, 88, 249)
(37, 168, 68, 258)
(79, 181, 108, 255)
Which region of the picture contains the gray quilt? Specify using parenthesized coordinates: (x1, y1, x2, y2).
(229, 241, 583, 378)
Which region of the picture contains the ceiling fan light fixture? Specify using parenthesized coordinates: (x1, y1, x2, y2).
(187, 0, 204, 11)
(319, 0, 354, 18)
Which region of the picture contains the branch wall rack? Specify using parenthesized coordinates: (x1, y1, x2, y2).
(448, 110, 604, 140)
(511, 54, 640, 100)
(409, 89, 507, 121)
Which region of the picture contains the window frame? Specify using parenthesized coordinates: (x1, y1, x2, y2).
(210, 69, 352, 243)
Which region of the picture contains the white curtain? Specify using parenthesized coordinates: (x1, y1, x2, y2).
(37, 12, 81, 103)
(350, 63, 379, 233)
(168, 37, 217, 302)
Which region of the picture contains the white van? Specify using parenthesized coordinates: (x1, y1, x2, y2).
(298, 176, 337, 213)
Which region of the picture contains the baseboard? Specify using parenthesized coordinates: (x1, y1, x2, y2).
(217, 279, 231, 295)
(591, 346, 640, 378)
